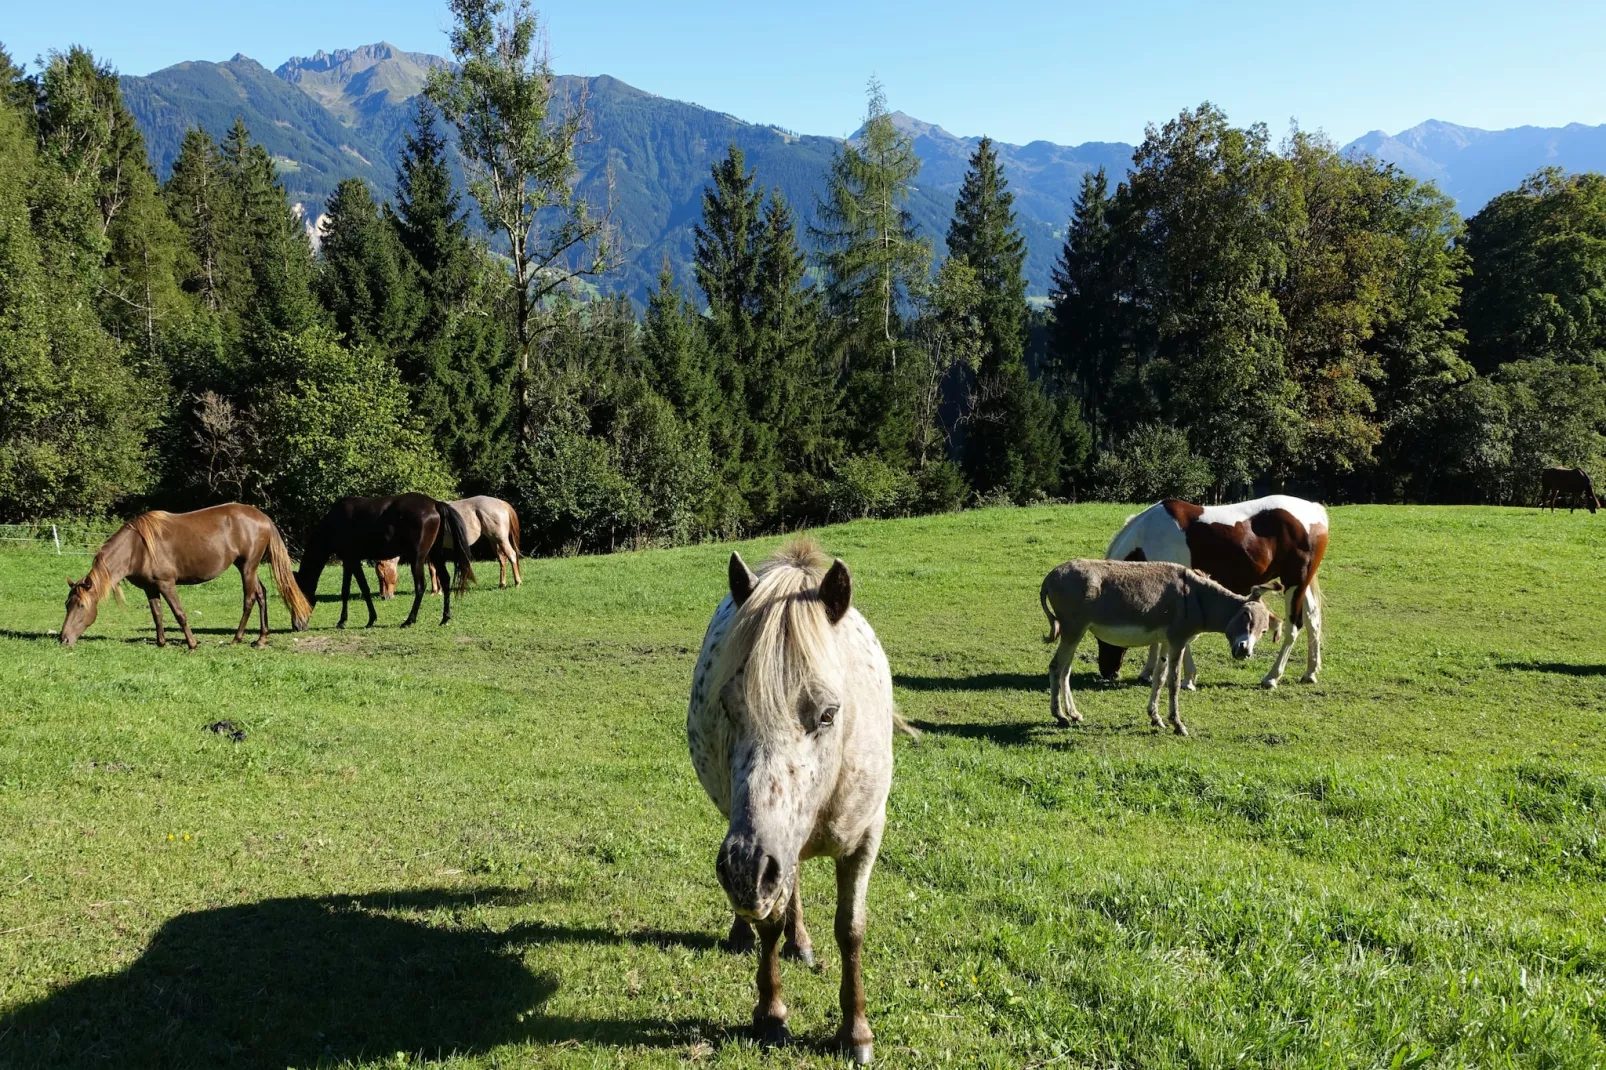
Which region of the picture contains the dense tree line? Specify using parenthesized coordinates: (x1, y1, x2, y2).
(4, 18, 1606, 555)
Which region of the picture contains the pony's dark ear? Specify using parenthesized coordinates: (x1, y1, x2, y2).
(729, 552, 759, 607)
(820, 559, 852, 624)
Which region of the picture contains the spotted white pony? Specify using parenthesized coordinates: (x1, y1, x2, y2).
(688, 539, 907, 1064)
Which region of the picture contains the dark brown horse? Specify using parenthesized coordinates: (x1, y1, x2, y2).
(295, 494, 475, 628)
(1540, 467, 1600, 513)
(60, 504, 311, 649)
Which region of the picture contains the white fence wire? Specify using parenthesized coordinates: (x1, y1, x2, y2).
(0, 522, 117, 556)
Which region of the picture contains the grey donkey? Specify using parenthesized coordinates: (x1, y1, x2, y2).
(1040, 559, 1281, 736)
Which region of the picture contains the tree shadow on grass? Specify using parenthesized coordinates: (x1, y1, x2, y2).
(910, 716, 1156, 748)
(1497, 660, 1606, 677)
(0, 887, 738, 1069)
(895, 671, 1043, 693)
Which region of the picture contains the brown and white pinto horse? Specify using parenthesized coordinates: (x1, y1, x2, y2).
(1101, 495, 1327, 689)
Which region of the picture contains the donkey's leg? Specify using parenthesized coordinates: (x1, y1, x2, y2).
(1138, 643, 1161, 685)
(1261, 587, 1304, 689)
(1300, 588, 1323, 684)
(351, 563, 378, 628)
(833, 834, 880, 1064)
(1049, 624, 1086, 726)
(725, 915, 756, 954)
(781, 870, 816, 967)
(402, 560, 427, 627)
(147, 592, 167, 647)
(1181, 642, 1199, 691)
(160, 583, 197, 651)
(1147, 646, 1170, 729)
(752, 917, 789, 1047)
(1165, 643, 1188, 736)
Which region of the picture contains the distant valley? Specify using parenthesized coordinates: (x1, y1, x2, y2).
(119, 42, 1606, 300)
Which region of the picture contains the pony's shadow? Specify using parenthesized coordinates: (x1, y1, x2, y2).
(0, 887, 733, 1068)
(1497, 660, 1606, 678)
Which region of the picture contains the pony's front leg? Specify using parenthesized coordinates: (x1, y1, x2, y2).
(147, 592, 166, 647)
(782, 870, 815, 967)
(160, 583, 197, 651)
(1261, 587, 1304, 689)
(833, 835, 880, 1065)
(725, 916, 755, 953)
(351, 562, 378, 627)
(1165, 643, 1188, 736)
(1049, 624, 1086, 726)
(752, 917, 789, 1048)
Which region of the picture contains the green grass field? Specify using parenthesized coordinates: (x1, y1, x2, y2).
(2, 504, 1604, 1068)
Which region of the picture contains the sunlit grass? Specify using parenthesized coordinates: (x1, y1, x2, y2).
(1, 504, 1603, 1067)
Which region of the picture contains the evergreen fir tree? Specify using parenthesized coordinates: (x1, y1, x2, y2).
(948, 137, 1059, 500)
(642, 258, 714, 429)
(1049, 167, 1122, 449)
(221, 118, 319, 337)
(811, 79, 931, 461)
(164, 128, 236, 317)
(316, 177, 418, 351)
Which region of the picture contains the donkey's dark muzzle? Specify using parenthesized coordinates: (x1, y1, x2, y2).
(716, 833, 786, 920)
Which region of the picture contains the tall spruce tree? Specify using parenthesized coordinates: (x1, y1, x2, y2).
(386, 98, 515, 492)
(317, 177, 418, 351)
(220, 118, 319, 338)
(812, 79, 931, 460)
(165, 128, 238, 318)
(948, 137, 1059, 500)
(1049, 167, 1124, 450)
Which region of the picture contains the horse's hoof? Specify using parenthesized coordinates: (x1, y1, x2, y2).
(1260, 678, 1279, 690)
(400, 621, 415, 629)
(847, 1043, 873, 1065)
(1173, 725, 1188, 737)
(1300, 673, 1318, 685)
(781, 941, 816, 968)
(753, 1017, 790, 1049)
(1182, 681, 1198, 692)
(252, 640, 268, 650)
(336, 622, 347, 631)
(1053, 714, 1071, 727)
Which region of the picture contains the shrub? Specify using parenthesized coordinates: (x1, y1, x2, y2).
(1090, 423, 1213, 502)
(827, 454, 917, 520)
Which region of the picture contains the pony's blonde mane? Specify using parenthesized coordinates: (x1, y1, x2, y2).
(708, 537, 844, 730)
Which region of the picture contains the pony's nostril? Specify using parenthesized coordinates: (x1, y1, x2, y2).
(757, 854, 782, 899)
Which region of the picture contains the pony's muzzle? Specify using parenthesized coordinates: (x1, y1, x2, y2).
(716, 834, 787, 920)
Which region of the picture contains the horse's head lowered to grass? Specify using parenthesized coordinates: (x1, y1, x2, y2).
(705, 542, 860, 921)
(59, 568, 118, 647)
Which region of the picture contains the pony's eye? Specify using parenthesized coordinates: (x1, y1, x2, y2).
(819, 705, 838, 728)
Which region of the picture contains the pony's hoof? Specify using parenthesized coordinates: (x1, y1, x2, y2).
(1182, 680, 1198, 692)
(836, 1028, 873, 1064)
(1173, 724, 1188, 737)
(1300, 672, 1318, 685)
(781, 940, 816, 968)
(1053, 714, 1071, 727)
(753, 1016, 790, 1049)
(1136, 674, 1152, 686)
(252, 639, 269, 650)
(1260, 677, 1279, 690)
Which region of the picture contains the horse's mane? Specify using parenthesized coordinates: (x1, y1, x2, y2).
(81, 512, 167, 607)
(127, 511, 169, 558)
(707, 537, 843, 730)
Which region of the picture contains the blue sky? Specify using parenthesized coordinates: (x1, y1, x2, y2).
(5, 0, 1604, 146)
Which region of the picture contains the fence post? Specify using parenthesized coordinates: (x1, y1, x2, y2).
(52, 525, 60, 554)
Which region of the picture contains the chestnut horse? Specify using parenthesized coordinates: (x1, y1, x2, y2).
(60, 504, 310, 649)
(295, 493, 475, 628)
(375, 495, 522, 598)
(1100, 495, 1328, 689)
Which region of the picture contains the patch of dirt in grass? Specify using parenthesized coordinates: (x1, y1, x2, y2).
(290, 635, 366, 655)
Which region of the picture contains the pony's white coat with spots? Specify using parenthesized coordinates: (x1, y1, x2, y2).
(688, 540, 898, 1064)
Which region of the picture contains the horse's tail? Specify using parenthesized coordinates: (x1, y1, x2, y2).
(267, 522, 312, 630)
(506, 504, 521, 557)
(893, 711, 922, 740)
(439, 500, 476, 594)
(1040, 580, 1060, 644)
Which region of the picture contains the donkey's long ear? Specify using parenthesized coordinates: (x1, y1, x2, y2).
(820, 559, 852, 624)
(729, 552, 760, 607)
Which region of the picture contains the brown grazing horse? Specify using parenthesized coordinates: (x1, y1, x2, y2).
(1540, 467, 1600, 513)
(375, 495, 523, 598)
(295, 494, 475, 628)
(1100, 495, 1328, 689)
(60, 504, 311, 649)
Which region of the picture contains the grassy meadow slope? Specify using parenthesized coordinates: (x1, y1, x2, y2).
(0, 505, 1603, 1067)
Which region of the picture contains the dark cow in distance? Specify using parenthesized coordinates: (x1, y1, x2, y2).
(1540, 467, 1600, 513)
